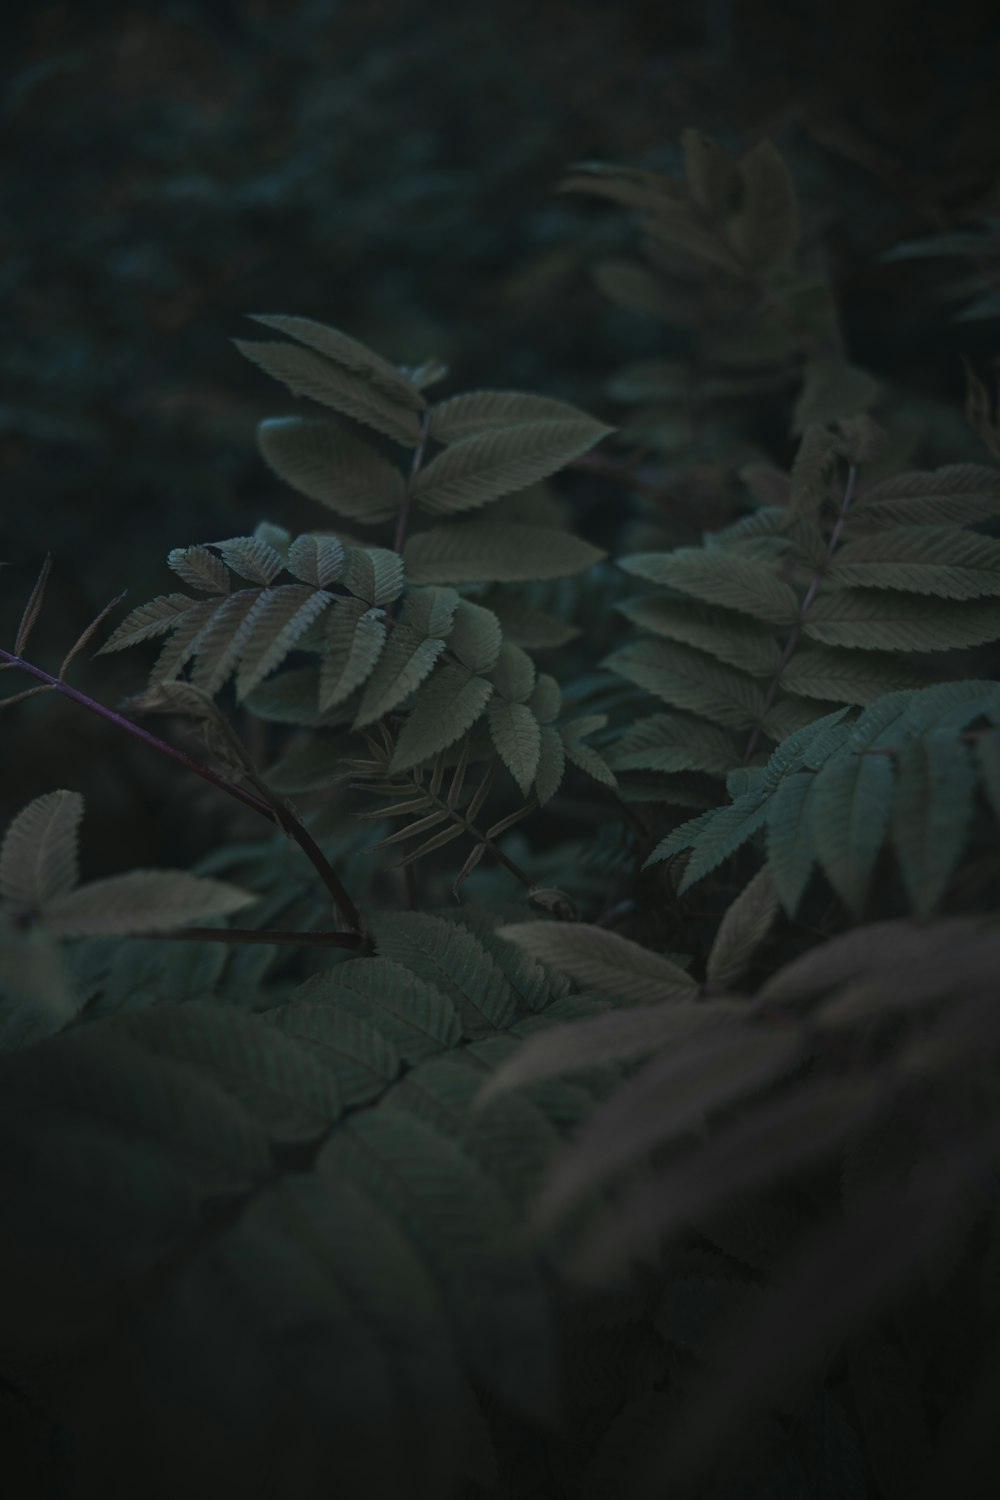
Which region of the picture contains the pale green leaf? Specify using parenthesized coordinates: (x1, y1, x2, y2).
(209, 536, 284, 585)
(705, 867, 780, 987)
(413, 418, 613, 515)
(497, 922, 697, 1004)
(166, 546, 230, 595)
(390, 666, 493, 772)
(286, 532, 346, 587)
(487, 700, 541, 795)
(892, 734, 974, 918)
(258, 416, 404, 524)
(341, 546, 404, 606)
(0, 790, 83, 908)
(95, 593, 199, 655)
(247, 313, 426, 409)
(319, 599, 387, 710)
(235, 586, 334, 701)
(405, 523, 605, 584)
(42, 871, 255, 936)
(235, 338, 422, 446)
(429, 390, 608, 443)
(605, 638, 767, 730)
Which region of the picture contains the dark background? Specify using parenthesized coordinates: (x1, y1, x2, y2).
(5, 0, 1000, 871)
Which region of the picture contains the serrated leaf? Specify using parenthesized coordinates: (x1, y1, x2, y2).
(295, 956, 461, 1064)
(617, 596, 783, 676)
(562, 734, 617, 789)
(95, 593, 200, 655)
(429, 390, 607, 443)
(487, 700, 541, 795)
(812, 748, 894, 913)
(608, 712, 740, 777)
(780, 646, 917, 705)
(413, 416, 612, 516)
(319, 598, 387, 710)
(606, 638, 767, 730)
(41, 870, 255, 936)
(851, 464, 1000, 528)
(371, 911, 515, 1037)
(497, 923, 697, 1004)
(400, 585, 460, 638)
(390, 666, 493, 772)
(804, 592, 1000, 650)
(341, 546, 404, 606)
(235, 338, 422, 446)
(0, 789, 83, 908)
(186, 589, 264, 695)
(209, 536, 285, 585)
(118, 1001, 341, 1143)
(265, 1001, 401, 1106)
(728, 138, 800, 268)
(789, 423, 841, 517)
(325, 1108, 557, 1419)
(480, 593, 579, 649)
(830, 526, 1000, 599)
(892, 734, 974, 918)
(619, 549, 799, 626)
(445, 599, 503, 672)
(258, 416, 404, 524)
(534, 725, 566, 805)
(234, 585, 334, 701)
(286, 532, 345, 587)
(166, 546, 230, 595)
(706, 867, 780, 986)
(147, 598, 219, 684)
(405, 523, 605, 584)
(674, 792, 770, 891)
(354, 626, 445, 726)
(765, 770, 822, 916)
(792, 358, 880, 433)
(247, 314, 426, 409)
(490, 642, 535, 702)
(527, 673, 561, 724)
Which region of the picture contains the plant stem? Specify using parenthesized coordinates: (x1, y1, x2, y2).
(742, 463, 858, 765)
(392, 409, 432, 558)
(0, 647, 365, 935)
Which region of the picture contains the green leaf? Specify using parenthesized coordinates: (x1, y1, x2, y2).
(561, 732, 618, 789)
(892, 734, 974, 918)
(413, 418, 613, 516)
(605, 638, 767, 730)
(497, 922, 697, 1004)
(354, 626, 445, 727)
(851, 464, 1000, 529)
(0, 790, 83, 908)
(480, 593, 579, 649)
(258, 417, 404, 524)
(728, 138, 800, 268)
(118, 1002, 341, 1143)
(705, 867, 781, 987)
(371, 911, 516, 1037)
(490, 641, 535, 702)
(830, 526, 1000, 599)
(209, 535, 285, 584)
(765, 770, 822, 916)
(294, 957, 461, 1064)
(608, 713, 740, 777)
(527, 674, 561, 725)
(286, 533, 346, 587)
(534, 726, 566, 805)
(41, 871, 256, 936)
(319, 598, 387, 710)
(405, 523, 606, 584)
(682, 128, 740, 216)
(792, 358, 880, 433)
(780, 646, 917, 705)
(265, 1002, 401, 1106)
(812, 748, 895, 913)
(789, 424, 841, 517)
(167, 545, 230, 594)
(619, 549, 799, 626)
(445, 599, 503, 672)
(617, 596, 783, 676)
(96, 593, 200, 656)
(390, 666, 493, 772)
(325, 1109, 557, 1419)
(235, 338, 422, 446)
(247, 314, 426, 409)
(341, 546, 404, 606)
(429, 390, 610, 444)
(487, 700, 541, 795)
(676, 792, 770, 892)
(399, 585, 460, 638)
(234, 586, 334, 701)
(804, 592, 1000, 651)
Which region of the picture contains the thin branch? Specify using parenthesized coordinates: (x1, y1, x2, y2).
(0, 646, 365, 935)
(392, 409, 432, 558)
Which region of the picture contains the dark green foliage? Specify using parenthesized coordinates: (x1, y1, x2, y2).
(5, 37, 1000, 1495)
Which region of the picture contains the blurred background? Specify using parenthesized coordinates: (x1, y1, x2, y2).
(4, 0, 1000, 873)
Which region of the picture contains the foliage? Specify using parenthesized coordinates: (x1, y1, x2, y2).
(5, 65, 1000, 1499)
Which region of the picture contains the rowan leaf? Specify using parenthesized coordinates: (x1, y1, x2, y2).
(405, 524, 605, 584)
(258, 417, 404, 524)
(497, 922, 697, 1004)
